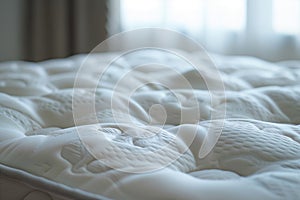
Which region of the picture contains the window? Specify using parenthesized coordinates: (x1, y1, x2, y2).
(120, 0, 246, 32)
(114, 0, 300, 61)
(273, 0, 300, 34)
(206, 0, 246, 31)
(121, 0, 164, 29)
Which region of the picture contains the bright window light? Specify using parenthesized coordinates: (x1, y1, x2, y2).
(121, 0, 164, 29)
(121, 0, 246, 31)
(273, 0, 300, 34)
(165, 0, 203, 32)
(206, 0, 246, 30)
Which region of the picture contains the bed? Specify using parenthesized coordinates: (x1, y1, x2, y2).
(0, 49, 300, 200)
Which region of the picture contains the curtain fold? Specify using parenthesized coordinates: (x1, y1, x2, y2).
(25, 0, 107, 61)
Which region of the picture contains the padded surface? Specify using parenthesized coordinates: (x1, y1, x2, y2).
(0, 50, 300, 199)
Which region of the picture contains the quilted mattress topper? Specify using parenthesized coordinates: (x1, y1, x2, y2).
(0, 49, 300, 200)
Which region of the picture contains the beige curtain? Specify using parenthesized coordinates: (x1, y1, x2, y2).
(25, 0, 107, 61)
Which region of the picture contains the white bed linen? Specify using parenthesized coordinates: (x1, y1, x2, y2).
(0, 51, 300, 200)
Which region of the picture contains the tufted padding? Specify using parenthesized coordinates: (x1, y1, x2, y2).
(0, 50, 300, 200)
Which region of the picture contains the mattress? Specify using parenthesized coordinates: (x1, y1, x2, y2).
(0, 49, 300, 200)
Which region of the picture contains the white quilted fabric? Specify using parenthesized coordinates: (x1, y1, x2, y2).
(0, 50, 299, 200)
